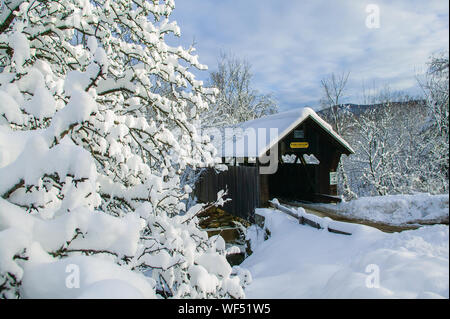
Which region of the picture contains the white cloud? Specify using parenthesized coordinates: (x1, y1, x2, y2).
(170, 0, 449, 110)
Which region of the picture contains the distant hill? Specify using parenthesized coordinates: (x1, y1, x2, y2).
(317, 100, 426, 118)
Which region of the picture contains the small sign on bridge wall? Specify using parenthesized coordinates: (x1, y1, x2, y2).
(329, 171, 338, 185)
(290, 142, 309, 149)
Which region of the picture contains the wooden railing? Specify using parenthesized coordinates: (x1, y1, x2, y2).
(268, 200, 352, 236)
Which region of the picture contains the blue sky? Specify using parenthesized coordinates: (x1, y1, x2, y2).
(168, 0, 449, 111)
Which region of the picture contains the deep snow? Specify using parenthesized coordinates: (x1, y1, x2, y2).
(243, 208, 449, 298)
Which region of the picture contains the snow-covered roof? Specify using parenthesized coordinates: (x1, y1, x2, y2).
(213, 107, 354, 158)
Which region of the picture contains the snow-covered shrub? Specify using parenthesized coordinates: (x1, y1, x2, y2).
(0, 0, 246, 298)
(202, 53, 277, 129)
(340, 88, 446, 197)
(320, 59, 448, 198)
(419, 53, 449, 193)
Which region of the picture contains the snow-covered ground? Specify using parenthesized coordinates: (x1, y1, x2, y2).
(243, 208, 449, 298)
(318, 193, 449, 225)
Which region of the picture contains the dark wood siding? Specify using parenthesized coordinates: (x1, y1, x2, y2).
(194, 166, 259, 221)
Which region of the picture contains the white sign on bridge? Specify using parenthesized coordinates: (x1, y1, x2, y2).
(329, 172, 338, 185)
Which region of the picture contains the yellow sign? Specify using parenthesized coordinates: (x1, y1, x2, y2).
(290, 142, 309, 149)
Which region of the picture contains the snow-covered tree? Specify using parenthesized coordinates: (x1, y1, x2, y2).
(418, 53, 449, 193)
(320, 72, 357, 200)
(345, 54, 449, 197)
(203, 52, 277, 128)
(350, 97, 403, 196)
(344, 88, 431, 196)
(0, 0, 249, 298)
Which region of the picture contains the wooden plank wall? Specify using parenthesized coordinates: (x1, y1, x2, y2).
(194, 166, 259, 221)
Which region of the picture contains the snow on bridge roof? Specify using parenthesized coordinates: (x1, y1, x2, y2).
(213, 107, 354, 158)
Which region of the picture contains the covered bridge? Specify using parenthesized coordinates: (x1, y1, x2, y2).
(194, 107, 354, 221)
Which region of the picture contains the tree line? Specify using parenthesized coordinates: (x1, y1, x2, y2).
(319, 54, 449, 199)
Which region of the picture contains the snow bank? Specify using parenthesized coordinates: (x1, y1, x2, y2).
(323, 193, 449, 225)
(243, 208, 448, 298)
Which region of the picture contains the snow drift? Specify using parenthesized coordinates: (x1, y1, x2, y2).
(320, 193, 449, 225)
(244, 208, 448, 298)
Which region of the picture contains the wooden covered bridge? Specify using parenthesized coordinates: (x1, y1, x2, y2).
(194, 107, 354, 221)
